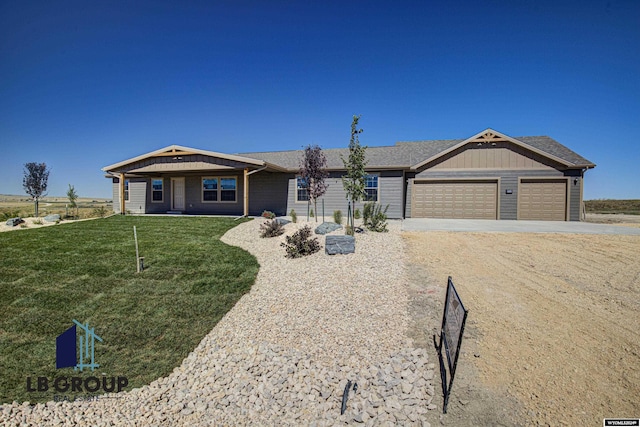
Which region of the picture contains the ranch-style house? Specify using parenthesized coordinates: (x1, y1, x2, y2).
(102, 128, 595, 221)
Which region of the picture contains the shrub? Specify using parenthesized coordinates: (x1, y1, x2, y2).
(281, 225, 320, 258)
(309, 208, 314, 218)
(260, 219, 285, 238)
(92, 206, 108, 218)
(261, 210, 276, 219)
(290, 209, 297, 223)
(363, 202, 389, 232)
(354, 208, 361, 219)
(33, 219, 43, 225)
(333, 210, 342, 225)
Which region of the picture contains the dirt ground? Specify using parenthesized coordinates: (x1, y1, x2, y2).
(404, 230, 640, 426)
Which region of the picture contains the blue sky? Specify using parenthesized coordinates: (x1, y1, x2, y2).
(1, 0, 638, 199)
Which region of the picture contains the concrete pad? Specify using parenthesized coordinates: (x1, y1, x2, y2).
(401, 218, 640, 235)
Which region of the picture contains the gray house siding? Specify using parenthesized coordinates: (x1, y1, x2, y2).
(112, 177, 147, 214)
(285, 170, 404, 219)
(183, 174, 244, 215)
(248, 172, 292, 216)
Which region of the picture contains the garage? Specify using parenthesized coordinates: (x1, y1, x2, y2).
(518, 179, 567, 221)
(411, 180, 498, 219)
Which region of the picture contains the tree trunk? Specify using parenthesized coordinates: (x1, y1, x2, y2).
(34, 198, 39, 217)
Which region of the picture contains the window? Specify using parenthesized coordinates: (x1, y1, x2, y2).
(364, 174, 379, 201)
(296, 177, 309, 202)
(203, 178, 218, 201)
(151, 178, 163, 202)
(220, 178, 236, 201)
(202, 177, 237, 202)
(124, 179, 129, 201)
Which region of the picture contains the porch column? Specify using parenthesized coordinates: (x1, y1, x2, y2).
(243, 168, 249, 217)
(119, 173, 126, 215)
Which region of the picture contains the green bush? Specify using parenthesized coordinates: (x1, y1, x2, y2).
(363, 202, 389, 232)
(290, 209, 297, 223)
(309, 208, 314, 218)
(354, 208, 361, 219)
(281, 225, 320, 258)
(333, 210, 342, 225)
(32, 219, 43, 225)
(261, 210, 276, 219)
(259, 219, 285, 238)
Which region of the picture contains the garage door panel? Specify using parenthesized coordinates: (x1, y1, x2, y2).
(411, 181, 498, 219)
(519, 180, 567, 221)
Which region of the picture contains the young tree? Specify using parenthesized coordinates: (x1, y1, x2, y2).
(23, 162, 50, 217)
(67, 184, 78, 219)
(341, 115, 367, 234)
(299, 144, 329, 222)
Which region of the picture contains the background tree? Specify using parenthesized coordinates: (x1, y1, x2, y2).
(23, 162, 50, 217)
(299, 144, 329, 222)
(341, 115, 367, 235)
(67, 184, 78, 219)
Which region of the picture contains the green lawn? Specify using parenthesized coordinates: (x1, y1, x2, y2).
(0, 216, 258, 404)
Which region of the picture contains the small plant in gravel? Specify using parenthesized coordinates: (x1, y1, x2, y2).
(281, 225, 320, 258)
(354, 208, 361, 220)
(363, 202, 389, 232)
(261, 210, 276, 219)
(309, 208, 314, 219)
(32, 219, 43, 225)
(259, 219, 285, 238)
(92, 206, 108, 218)
(290, 209, 297, 223)
(333, 210, 342, 225)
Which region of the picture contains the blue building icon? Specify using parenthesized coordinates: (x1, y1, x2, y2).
(56, 320, 103, 371)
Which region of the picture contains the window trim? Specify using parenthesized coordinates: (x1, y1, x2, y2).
(151, 177, 164, 203)
(364, 173, 379, 202)
(295, 176, 310, 203)
(202, 176, 237, 203)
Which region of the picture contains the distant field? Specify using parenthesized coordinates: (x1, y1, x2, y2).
(585, 199, 640, 215)
(0, 194, 112, 220)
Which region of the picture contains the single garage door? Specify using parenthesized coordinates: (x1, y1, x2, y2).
(518, 179, 567, 221)
(411, 180, 498, 219)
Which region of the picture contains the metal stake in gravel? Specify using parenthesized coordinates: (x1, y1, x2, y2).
(340, 380, 352, 415)
(434, 276, 468, 413)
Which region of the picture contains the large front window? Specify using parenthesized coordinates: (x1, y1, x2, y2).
(364, 174, 378, 201)
(151, 178, 163, 202)
(296, 177, 309, 202)
(202, 177, 236, 202)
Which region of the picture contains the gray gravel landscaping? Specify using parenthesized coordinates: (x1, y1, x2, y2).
(1, 218, 436, 426)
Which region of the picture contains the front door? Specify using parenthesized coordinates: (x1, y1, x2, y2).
(171, 177, 185, 211)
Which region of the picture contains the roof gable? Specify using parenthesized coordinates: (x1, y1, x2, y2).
(410, 129, 578, 170)
(102, 145, 269, 173)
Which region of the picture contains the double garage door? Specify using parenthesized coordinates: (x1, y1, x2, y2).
(411, 179, 567, 220)
(411, 180, 498, 219)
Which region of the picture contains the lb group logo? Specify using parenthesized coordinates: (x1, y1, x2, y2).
(26, 320, 128, 399)
(56, 319, 103, 371)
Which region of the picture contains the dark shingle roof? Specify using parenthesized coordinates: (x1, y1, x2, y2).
(239, 134, 594, 171)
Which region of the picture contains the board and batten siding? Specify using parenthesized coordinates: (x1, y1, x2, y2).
(285, 170, 404, 219)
